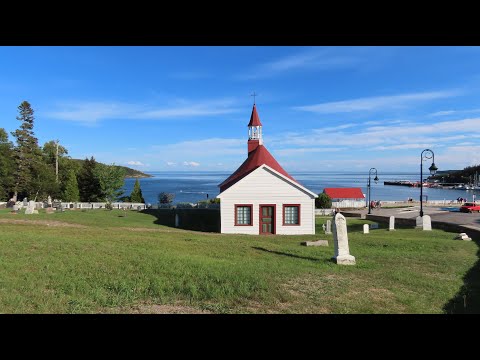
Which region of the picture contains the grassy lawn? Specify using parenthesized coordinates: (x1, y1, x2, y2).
(0, 208, 478, 314)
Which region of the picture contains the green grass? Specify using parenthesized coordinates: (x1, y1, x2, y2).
(0, 208, 478, 313)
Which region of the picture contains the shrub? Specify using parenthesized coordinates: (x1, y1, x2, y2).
(158, 192, 175, 205)
(176, 202, 194, 209)
(105, 202, 113, 210)
(316, 192, 332, 209)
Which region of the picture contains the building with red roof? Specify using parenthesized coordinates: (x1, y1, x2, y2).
(217, 104, 318, 235)
(323, 188, 365, 200)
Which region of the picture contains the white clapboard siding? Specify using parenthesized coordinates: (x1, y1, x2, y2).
(218, 166, 316, 235)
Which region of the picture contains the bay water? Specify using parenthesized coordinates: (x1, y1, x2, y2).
(123, 171, 479, 205)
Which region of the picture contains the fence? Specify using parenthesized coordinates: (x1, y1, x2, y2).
(315, 208, 334, 216)
(332, 200, 366, 208)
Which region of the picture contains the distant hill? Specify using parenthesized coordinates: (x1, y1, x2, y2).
(72, 159, 153, 178)
(431, 165, 480, 183)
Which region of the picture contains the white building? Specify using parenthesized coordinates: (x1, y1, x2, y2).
(217, 104, 318, 235)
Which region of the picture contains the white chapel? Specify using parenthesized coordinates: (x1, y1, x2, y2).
(217, 104, 318, 235)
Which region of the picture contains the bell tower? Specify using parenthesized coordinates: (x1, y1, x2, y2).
(248, 103, 263, 154)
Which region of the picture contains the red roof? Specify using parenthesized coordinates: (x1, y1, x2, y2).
(219, 145, 298, 193)
(247, 104, 262, 127)
(323, 188, 365, 199)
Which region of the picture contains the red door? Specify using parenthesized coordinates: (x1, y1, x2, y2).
(259, 205, 275, 234)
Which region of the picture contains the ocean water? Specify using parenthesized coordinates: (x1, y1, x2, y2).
(123, 171, 479, 205)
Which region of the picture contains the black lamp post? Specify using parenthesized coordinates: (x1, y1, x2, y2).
(420, 149, 438, 217)
(367, 168, 379, 214)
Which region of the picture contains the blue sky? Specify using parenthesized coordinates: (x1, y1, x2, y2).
(1, 46, 480, 172)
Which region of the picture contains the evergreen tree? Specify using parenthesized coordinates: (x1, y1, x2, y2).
(129, 179, 145, 203)
(11, 101, 41, 198)
(94, 163, 126, 202)
(0, 128, 15, 201)
(63, 169, 80, 202)
(77, 157, 103, 202)
(315, 192, 332, 209)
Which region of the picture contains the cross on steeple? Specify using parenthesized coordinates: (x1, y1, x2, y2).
(251, 92, 258, 105)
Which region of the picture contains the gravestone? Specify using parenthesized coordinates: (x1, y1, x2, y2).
(422, 215, 432, 231)
(363, 224, 369, 234)
(454, 233, 472, 241)
(389, 216, 395, 231)
(415, 216, 423, 228)
(25, 200, 36, 215)
(47, 195, 52, 207)
(370, 223, 379, 229)
(23, 197, 28, 207)
(301, 240, 328, 247)
(360, 213, 366, 220)
(322, 223, 326, 232)
(332, 213, 356, 265)
(325, 220, 332, 234)
(46, 207, 55, 214)
(12, 205, 19, 214)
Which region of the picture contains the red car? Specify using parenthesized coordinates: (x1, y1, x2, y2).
(460, 202, 480, 213)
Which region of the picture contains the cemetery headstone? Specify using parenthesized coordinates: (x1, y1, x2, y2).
(23, 197, 28, 207)
(363, 224, 369, 234)
(454, 233, 472, 241)
(25, 200, 36, 215)
(325, 220, 332, 234)
(301, 240, 328, 247)
(332, 213, 356, 265)
(47, 195, 52, 207)
(389, 216, 395, 231)
(422, 215, 432, 231)
(415, 216, 422, 228)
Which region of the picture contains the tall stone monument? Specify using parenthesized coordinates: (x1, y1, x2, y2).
(332, 213, 356, 265)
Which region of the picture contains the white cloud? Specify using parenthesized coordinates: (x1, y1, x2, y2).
(240, 48, 362, 80)
(294, 90, 461, 114)
(126, 161, 145, 166)
(45, 98, 240, 125)
(429, 108, 480, 117)
(183, 161, 200, 167)
(166, 161, 177, 166)
(372, 144, 436, 151)
(275, 147, 348, 156)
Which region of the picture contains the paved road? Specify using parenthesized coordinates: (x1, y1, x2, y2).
(347, 205, 480, 231)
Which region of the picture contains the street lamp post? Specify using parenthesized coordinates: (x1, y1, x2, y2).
(420, 149, 438, 217)
(367, 168, 379, 215)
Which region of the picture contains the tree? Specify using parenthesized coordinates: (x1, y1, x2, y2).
(315, 192, 332, 209)
(94, 163, 126, 202)
(11, 101, 41, 198)
(129, 179, 145, 203)
(77, 157, 103, 202)
(63, 169, 80, 202)
(0, 128, 15, 201)
(158, 192, 175, 204)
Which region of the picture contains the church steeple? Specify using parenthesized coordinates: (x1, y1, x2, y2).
(248, 104, 263, 154)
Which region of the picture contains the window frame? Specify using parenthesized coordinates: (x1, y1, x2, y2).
(234, 204, 253, 226)
(282, 204, 301, 226)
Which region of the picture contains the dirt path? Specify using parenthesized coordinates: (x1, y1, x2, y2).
(0, 219, 88, 228)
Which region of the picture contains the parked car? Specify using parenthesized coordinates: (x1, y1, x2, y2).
(460, 202, 480, 213)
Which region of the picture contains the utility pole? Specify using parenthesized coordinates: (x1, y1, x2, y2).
(56, 139, 59, 183)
